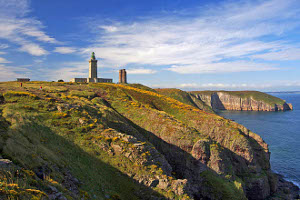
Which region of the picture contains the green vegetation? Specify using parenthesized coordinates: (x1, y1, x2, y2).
(200, 170, 246, 200)
(156, 88, 214, 113)
(0, 82, 289, 199)
(0, 82, 193, 199)
(156, 88, 197, 107)
(129, 83, 158, 93)
(69, 90, 96, 99)
(3, 91, 38, 102)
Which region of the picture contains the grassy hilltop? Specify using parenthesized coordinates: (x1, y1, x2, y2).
(0, 82, 297, 200)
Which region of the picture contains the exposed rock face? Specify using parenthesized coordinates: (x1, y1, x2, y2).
(0, 94, 4, 104)
(193, 92, 293, 111)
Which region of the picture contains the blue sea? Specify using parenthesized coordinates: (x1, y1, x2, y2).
(217, 93, 300, 187)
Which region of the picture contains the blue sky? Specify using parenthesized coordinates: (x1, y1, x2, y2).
(0, 0, 300, 91)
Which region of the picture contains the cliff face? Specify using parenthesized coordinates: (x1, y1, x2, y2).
(155, 88, 215, 113)
(106, 85, 298, 199)
(192, 91, 293, 111)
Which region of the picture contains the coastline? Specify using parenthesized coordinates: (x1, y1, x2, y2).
(273, 173, 300, 198)
(216, 92, 300, 199)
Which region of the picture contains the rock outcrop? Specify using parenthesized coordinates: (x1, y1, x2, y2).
(0, 94, 4, 104)
(191, 91, 293, 111)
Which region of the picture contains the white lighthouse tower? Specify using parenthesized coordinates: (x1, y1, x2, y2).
(88, 52, 98, 82)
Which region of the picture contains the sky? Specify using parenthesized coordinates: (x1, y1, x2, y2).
(0, 0, 300, 91)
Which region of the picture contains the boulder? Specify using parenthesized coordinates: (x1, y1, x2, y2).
(157, 178, 170, 190)
(245, 175, 270, 200)
(171, 179, 188, 196)
(0, 159, 12, 167)
(111, 144, 122, 153)
(191, 139, 211, 164)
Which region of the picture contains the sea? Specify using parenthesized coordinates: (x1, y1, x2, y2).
(217, 93, 300, 188)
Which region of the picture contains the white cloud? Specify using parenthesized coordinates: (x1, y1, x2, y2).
(83, 0, 300, 74)
(0, 65, 18, 81)
(100, 25, 118, 32)
(19, 43, 47, 56)
(252, 47, 300, 61)
(155, 81, 300, 91)
(0, 0, 57, 56)
(167, 61, 278, 74)
(0, 64, 31, 81)
(281, 80, 300, 87)
(0, 44, 9, 49)
(0, 0, 30, 17)
(152, 82, 286, 90)
(21, 26, 57, 43)
(126, 68, 157, 74)
(179, 83, 274, 89)
(54, 47, 77, 54)
(43, 62, 88, 81)
(0, 57, 11, 63)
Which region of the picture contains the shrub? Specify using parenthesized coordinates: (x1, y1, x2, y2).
(200, 170, 246, 200)
(52, 112, 68, 119)
(69, 90, 96, 99)
(3, 91, 38, 102)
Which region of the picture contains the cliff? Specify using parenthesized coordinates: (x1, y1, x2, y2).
(155, 88, 214, 113)
(190, 91, 293, 111)
(0, 82, 298, 200)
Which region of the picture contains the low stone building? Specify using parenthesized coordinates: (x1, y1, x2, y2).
(70, 52, 113, 83)
(16, 78, 30, 82)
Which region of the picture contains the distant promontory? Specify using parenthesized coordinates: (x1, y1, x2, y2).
(190, 91, 293, 112)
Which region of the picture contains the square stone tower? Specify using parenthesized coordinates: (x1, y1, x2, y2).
(89, 52, 98, 82)
(119, 69, 127, 83)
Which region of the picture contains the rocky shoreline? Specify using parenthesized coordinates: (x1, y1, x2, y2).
(269, 173, 299, 200)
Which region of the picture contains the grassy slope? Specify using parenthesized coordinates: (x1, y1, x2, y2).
(0, 82, 189, 199)
(155, 88, 214, 113)
(0, 106, 131, 199)
(90, 84, 273, 199)
(128, 83, 158, 93)
(190, 90, 285, 105)
(0, 82, 277, 199)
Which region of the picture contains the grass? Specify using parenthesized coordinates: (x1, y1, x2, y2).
(200, 170, 246, 200)
(128, 83, 158, 93)
(156, 88, 214, 113)
(0, 82, 279, 200)
(3, 91, 38, 102)
(0, 167, 48, 200)
(0, 82, 193, 199)
(69, 90, 96, 99)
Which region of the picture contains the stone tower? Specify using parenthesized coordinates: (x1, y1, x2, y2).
(119, 69, 127, 83)
(122, 69, 127, 83)
(89, 52, 98, 82)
